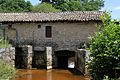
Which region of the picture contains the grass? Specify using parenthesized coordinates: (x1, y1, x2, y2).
(0, 37, 9, 48)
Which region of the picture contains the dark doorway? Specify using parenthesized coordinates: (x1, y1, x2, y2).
(55, 50, 75, 69)
(15, 47, 28, 69)
(32, 51, 46, 69)
(57, 56, 68, 69)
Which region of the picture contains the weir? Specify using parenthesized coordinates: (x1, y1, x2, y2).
(15, 46, 87, 75)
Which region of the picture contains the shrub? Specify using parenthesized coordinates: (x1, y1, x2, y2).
(0, 37, 9, 48)
(0, 60, 15, 79)
(88, 13, 120, 79)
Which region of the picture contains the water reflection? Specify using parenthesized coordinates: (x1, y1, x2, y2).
(14, 69, 89, 80)
(47, 70, 52, 80)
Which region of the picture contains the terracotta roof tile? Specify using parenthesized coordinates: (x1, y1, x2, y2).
(0, 11, 104, 22)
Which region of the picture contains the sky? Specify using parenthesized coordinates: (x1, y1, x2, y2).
(25, 0, 120, 19)
(101, 0, 120, 19)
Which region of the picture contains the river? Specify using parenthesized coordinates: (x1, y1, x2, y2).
(14, 69, 89, 80)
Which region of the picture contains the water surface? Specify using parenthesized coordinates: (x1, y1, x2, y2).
(14, 69, 89, 80)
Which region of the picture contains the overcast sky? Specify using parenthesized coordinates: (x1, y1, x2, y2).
(26, 0, 120, 19)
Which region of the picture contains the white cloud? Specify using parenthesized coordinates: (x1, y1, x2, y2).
(114, 6, 120, 10)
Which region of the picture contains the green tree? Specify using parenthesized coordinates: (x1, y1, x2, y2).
(0, 0, 32, 12)
(51, 0, 104, 11)
(32, 2, 60, 12)
(88, 13, 120, 79)
(58, 1, 82, 11)
(82, 0, 104, 11)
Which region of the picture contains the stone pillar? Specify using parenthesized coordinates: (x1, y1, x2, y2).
(46, 47, 52, 69)
(22, 45, 33, 69)
(75, 49, 86, 75)
(27, 45, 33, 69)
(15, 45, 33, 69)
(52, 51, 57, 68)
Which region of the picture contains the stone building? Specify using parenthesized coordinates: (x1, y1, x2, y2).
(0, 11, 103, 74)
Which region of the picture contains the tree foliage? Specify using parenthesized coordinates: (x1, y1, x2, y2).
(0, 0, 104, 12)
(88, 13, 120, 79)
(0, 0, 32, 12)
(56, 1, 83, 11)
(81, 0, 104, 11)
(47, 0, 104, 11)
(32, 2, 60, 12)
(0, 60, 15, 79)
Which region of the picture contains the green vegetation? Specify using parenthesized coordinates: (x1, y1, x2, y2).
(32, 2, 60, 12)
(56, 1, 82, 11)
(0, 0, 104, 12)
(88, 13, 120, 79)
(0, 60, 15, 79)
(0, 37, 9, 48)
(44, 0, 104, 11)
(28, 0, 104, 12)
(0, 0, 32, 12)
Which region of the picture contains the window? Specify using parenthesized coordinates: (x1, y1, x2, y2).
(8, 24, 12, 29)
(38, 25, 41, 28)
(45, 26, 52, 38)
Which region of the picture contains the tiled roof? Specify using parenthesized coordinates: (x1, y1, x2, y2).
(0, 11, 104, 22)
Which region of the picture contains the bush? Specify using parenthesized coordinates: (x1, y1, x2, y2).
(88, 13, 120, 79)
(0, 37, 9, 48)
(0, 60, 15, 79)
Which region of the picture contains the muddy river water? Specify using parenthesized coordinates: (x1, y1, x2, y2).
(14, 69, 89, 80)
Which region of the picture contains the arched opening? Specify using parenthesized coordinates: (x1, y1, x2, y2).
(54, 50, 75, 69)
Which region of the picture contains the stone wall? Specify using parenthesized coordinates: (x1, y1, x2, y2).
(5, 21, 99, 51)
(3, 21, 100, 69)
(0, 46, 15, 67)
(15, 45, 33, 69)
(75, 49, 86, 75)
